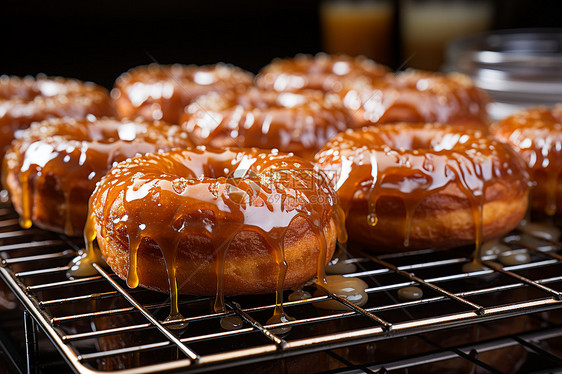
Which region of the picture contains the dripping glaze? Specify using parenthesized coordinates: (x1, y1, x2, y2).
(180, 87, 352, 160)
(313, 275, 369, 310)
(2, 117, 190, 236)
(86, 148, 346, 325)
(315, 123, 530, 255)
(397, 286, 423, 301)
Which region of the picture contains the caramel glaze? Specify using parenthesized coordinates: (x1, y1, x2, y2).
(2, 117, 191, 236)
(112, 63, 254, 124)
(315, 123, 530, 254)
(87, 148, 346, 321)
(493, 105, 562, 215)
(256, 53, 390, 94)
(341, 70, 491, 131)
(180, 88, 353, 160)
(313, 275, 368, 310)
(0, 75, 116, 159)
(397, 286, 423, 301)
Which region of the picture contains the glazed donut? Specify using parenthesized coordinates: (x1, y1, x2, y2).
(112, 63, 254, 124)
(315, 123, 530, 251)
(0, 75, 115, 158)
(257, 53, 390, 93)
(180, 88, 353, 160)
(87, 148, 344, 298)
(492, 105, 562, 215)
(341, 70, 491, 131)
(2, 117, 191, 236)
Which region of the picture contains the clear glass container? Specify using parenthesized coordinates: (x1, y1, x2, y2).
(444, 29, 562, 120)
(320, 0, 395, 65)
(400, 0, 493, 70)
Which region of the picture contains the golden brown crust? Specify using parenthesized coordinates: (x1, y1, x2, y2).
(346, 182, 529, 250)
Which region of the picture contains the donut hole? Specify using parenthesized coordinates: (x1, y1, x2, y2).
(379, 105, 425, 124)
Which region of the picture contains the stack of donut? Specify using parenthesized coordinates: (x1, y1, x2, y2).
(0, 53, 546, 306)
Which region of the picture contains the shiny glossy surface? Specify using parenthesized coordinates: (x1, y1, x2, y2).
(493, 105, 562, 215)
(498, 251, 531, 266)
(518, 221, 561, 242)
(315, 123, 530, 252)
(113, 63, 253, 124)
(181, 88, 353, 160)
(88, 147, 345, 321)
(220, 315, 243, 331)
(313, 275, 368, 310)
(342, 70, 490, 130)
(0, 75, 115, 159)
(462, 261, 485, 273)
(326, 244, 357, 274)
(481, 238, 511, 256)
(67, 242, 106, 278)
(257, 53, 390, 93)
(397, 286, 423, 301)
(288, 288, 312, 301)
(2, 117, 190, 236)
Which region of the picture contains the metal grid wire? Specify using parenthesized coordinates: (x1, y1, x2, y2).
(1, 202, 562, 373)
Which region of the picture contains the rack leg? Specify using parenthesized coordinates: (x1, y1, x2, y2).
(23, 311, 38, 374)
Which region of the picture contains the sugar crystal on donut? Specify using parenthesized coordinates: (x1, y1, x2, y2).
(0, 75, 116, 160)
(492, 105, 562, 216)
(315, 123, 530, 253)
(86, 148, 346, 322)
(113, 63, 254, 125)
(2, 117, 192, 236)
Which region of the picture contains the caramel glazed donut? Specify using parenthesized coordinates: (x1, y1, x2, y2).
(112, 63, 254, 124)
(256, 53, 390, 93)
(341, 70, 491, 131)
(87, 148, 345, 304)
(2, 117, 192, 236)
(0, 75, 116, 158)
(180, 87, 353, 160)
(493, 105, 562, 216)
(315, 123, 530, 251)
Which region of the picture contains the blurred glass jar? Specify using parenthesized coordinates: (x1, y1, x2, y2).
(320, 0, 395, 65)
(400, 0, 493, 70)
(444, 29, 562, 120)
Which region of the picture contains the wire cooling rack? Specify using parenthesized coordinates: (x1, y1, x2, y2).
(1, 203, 562, 373)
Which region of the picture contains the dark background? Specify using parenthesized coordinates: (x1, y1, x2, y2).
(2, 0, 561, 89)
